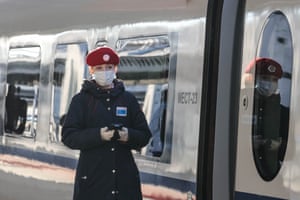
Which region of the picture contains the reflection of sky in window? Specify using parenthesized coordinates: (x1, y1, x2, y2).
(116, 36, 170, 78)
(9, 47, 41, 59)
(54, 43, 88, 78)
(7, 47, 41, 80)
(96, 40, 108, 47)
(117, 36, 170, 56)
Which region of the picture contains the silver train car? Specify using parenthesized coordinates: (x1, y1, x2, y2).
(0, 1, 213, 200)
(0, 0, 300, 200)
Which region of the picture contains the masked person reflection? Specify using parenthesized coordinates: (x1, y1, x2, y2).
(245, 57, 289, 180)
(62, 46, 152, 200)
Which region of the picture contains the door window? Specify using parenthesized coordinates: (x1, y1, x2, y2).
(251, 11, 292, 181)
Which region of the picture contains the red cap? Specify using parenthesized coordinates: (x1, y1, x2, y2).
(245, 57, 283, 79)
(86, 47, 120, 67)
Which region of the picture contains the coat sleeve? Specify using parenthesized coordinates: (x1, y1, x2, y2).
(61, 94, 104, 150)
(126, 94, 152, 150)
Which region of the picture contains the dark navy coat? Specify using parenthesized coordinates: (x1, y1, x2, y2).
(62, 79, 152, 200)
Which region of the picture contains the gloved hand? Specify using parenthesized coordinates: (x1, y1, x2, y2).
(118, 127, 129, 142)
(100, 127, 114, 141)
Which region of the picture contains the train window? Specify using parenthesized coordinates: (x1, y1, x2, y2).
(49, 43, 88, 142)
(251, 11, 292, 181)
(116, 35, 172, 161)
(5, 46, 41, 138)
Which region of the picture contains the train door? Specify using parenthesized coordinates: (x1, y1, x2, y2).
(4, 40, 41, 138)
(235, 1, 296, 200)
(194, 0, 245, 200)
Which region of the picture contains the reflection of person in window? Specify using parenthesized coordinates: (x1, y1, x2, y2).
(15, 86, 27, 134)
(5, 84, 27, 134)
(5, 84, 18, 133)
(148, 87, 167, 157)
(160, 89, 167, 147)
(245, 57, 289, 180)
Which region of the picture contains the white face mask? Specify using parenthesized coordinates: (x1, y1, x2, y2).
(93, 70, 115, 87)
(255, 79, 278, 96)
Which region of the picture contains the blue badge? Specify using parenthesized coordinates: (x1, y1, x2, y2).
(116, 106, 127, 117)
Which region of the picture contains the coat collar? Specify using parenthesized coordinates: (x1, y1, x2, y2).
(80, 79, 125, 98)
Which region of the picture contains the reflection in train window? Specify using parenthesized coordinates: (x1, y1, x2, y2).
(251, 11, 292, 181)
(116, 35, 172, 161)
(5, 46, 41, 138)
(50, 43, 88, 142)
(96, 40, 108, 47)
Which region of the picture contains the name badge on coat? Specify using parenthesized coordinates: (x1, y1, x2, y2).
(116, 106, 127, 117)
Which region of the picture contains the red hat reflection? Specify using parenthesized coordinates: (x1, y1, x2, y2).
(245, 57, 283, 79)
